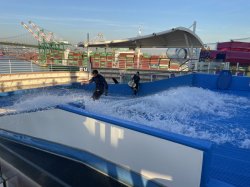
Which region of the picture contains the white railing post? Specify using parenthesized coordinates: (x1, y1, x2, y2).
(31, 61, 34, 72)
(207, 62, 210, 73)
(236, 62, 239, 75)
(8, 59, 12, 74)
(236, 62, 239, 71)
(225, 62, 230, 70)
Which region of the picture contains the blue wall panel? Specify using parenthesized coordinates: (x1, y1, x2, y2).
(73, 74, 193, 96)
(230, 76, 250, 91)
(192, 73, 218, 90)
(193, 73, 250, 92)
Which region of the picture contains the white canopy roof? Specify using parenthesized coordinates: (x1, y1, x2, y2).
(78, 27, 203, 49)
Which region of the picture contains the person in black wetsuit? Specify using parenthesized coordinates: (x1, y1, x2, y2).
(131, 71, 140, 95)
(89, 70, 108, 100)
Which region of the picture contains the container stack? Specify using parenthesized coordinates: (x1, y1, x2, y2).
(125, 54, 135, 69)
(140, 54, 151, 70)
(169, 62, 180, 71)
(82, 52, 89, 68)
(159, 57, 170, 70)
(106, 52, 114, 68)
(149, 55, 160, 70)
(118, 53, 126, 69)
(100, 53, 107, 68)
(91, 53, 101, 68)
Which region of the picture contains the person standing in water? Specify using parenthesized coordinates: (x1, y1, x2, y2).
(131, 71, 140, 95)
(85, 70, 108, 100)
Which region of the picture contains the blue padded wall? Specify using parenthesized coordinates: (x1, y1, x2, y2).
(73, 74, 193, 96)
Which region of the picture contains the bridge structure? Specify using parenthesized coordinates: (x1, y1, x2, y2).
(0, 32, 39, 61)
(0, 32, 39, 48)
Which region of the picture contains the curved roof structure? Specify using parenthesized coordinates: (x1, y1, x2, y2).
(78, 27, 203, 49)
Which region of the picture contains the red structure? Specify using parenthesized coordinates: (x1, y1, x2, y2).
(201, 41, 250, 65)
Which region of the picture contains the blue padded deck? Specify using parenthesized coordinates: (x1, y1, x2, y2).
(207, 179, 235, 187)
(209, 145, 250, 187)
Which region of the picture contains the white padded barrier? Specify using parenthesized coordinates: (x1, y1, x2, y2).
(0, 108, 206, 187)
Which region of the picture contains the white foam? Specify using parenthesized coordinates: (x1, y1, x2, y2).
(1, 88, 90, 114)
(2, 86, 250, 148)
(84, 87, 250, 148)
(240, 139, 250, 149)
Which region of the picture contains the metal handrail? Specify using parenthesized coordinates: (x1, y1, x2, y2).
(1, 58, 249, 79)
(0, 58, 83, 74)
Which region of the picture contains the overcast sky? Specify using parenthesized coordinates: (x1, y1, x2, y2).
(1, 0, 250, 44)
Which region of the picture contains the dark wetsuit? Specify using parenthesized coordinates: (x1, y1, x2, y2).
(89, 74, 108, 100)
(132, 74, 140, 95)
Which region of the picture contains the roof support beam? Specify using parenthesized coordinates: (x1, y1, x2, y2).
(78, 27, 203, 49)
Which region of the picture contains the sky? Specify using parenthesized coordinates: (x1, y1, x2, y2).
(1, 0, 250, 45)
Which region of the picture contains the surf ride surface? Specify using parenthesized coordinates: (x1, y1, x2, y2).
(0, 73, 250, 187)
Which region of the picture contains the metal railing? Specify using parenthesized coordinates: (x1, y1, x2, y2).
(0, 58, 82, 74)
(0, 59, 43, 74)
(193, 61, 250, 76)
(1, 57, 249, 80)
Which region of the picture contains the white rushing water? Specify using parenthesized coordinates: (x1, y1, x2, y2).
(84, 87, 250, 148)
(1, 86, 250, 148)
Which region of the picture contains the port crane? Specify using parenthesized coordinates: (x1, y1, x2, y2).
(21, 21, 70, 64)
